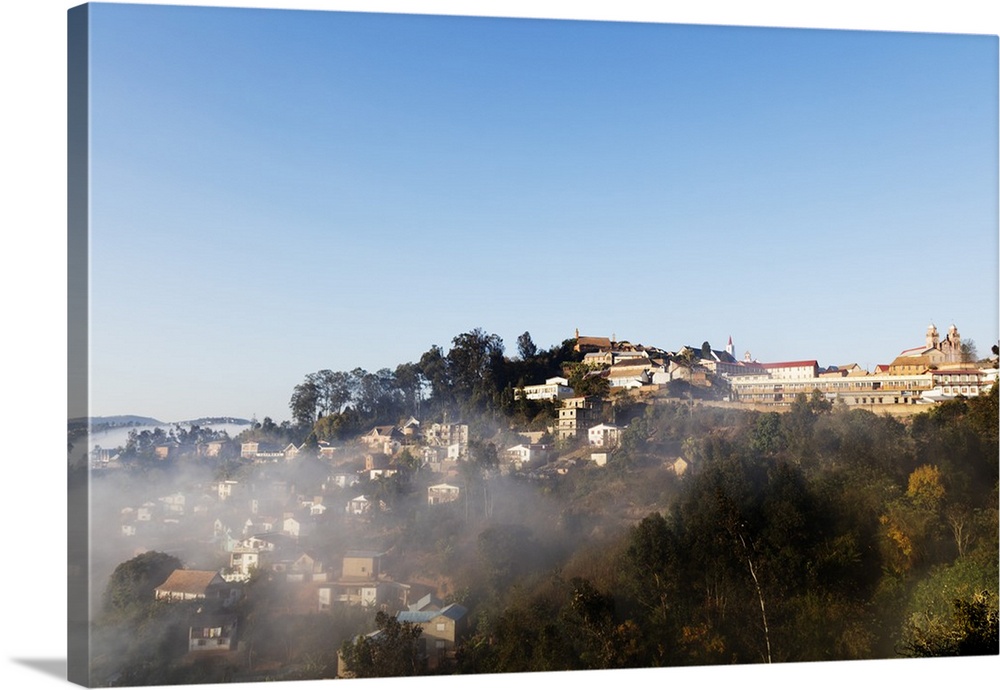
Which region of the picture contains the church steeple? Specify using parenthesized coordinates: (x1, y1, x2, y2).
(726, 335, 734, 357)
(926, 323, 940, 350)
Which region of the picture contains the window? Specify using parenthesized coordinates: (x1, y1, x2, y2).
(436, 623, 446, 632)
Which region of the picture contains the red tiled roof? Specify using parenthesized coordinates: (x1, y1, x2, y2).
(759, 360, 818, 369)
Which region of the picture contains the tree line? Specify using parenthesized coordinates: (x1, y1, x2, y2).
(287, 328, 582, 439)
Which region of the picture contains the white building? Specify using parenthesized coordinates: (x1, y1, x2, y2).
(504, 443, 550, 470)
(588, 423, 624, 448)
(759, 360, 820, 380)
(515, 376, 576, 401)
(427, 483, 461, 505)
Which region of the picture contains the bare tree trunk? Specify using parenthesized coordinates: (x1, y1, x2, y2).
(737, 532, 772, 663)
(946, 509, 971, 558)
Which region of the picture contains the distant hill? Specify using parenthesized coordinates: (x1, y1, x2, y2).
(70, 415, 254, 433)
(91, 415, 164, 426)
(182, 417, 253, 426)
(67, 415, 164, 430)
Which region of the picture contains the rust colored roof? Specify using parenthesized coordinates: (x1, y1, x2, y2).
(760, 360, 818, 369)
(155, 569, 221, 595)
(576, 336, 612, 350)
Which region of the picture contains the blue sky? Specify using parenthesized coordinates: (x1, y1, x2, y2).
(79, 2, 998, 422)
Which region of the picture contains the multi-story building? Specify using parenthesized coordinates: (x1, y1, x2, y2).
(424, 422, 470, 448)
(728, 371, 934, 406)
(930, 368, 989, 397)
(556, 396, 604, 439)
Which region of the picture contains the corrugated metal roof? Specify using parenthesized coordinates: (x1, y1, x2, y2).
(397, 602, 467, 624)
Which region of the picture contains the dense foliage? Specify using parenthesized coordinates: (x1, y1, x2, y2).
(450, 389, 998, 670)
(338, 610, 425, 677)
(287, 329, 580, 439)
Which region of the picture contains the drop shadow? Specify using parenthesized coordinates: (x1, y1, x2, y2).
(11, 658, 67, 680)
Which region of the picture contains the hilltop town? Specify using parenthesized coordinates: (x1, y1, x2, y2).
(75, 324, 999, 685)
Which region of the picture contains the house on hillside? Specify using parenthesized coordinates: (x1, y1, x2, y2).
(188, 610, 239, 653)
(346, 495, 372, 515)
(154, 570, 241, 607)
(361, 426, 404, 454)
(503, 444, 550, 471)
(240, 441, 285, 461)
(556, 396, 604, 439)
(515, 376, 575, 401)
(158, 492, 186, 515)
(401, 417, 421, 438)
(427, 483, 461, 505)
(318, 550, 406, 610)
(573, 330, 613, 354)
(424, 422, 469, 448)
(228, 549, 261, 581)
(396, 603, 469, 670)
(282, 512, 315, 539)
(217, 480, 240, 501)
(326, 471, 360, 490)
(607, 358, 652, 389)
(588, 423, 623, 448)
(270, 551, 327, 582)
(199, 439, 230, 458)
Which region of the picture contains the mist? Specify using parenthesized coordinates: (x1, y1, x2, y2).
(68, 357, 999, 683)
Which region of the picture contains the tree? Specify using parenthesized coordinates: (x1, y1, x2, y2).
(565, 362, 610, 398)
(560, 578, 643, 669)
(102, 551, 182, 619)
(620, 512, 679, 633)
(311, 369, 353, 417)
(289, 379, 320, 428)
(394, 361, 426, 416)
(750, 412, 785, 456)
(447, 328, 506, 412)
(903, 590, 999, 657)
(339, 611, 425, 677)
(477, 524, 535, 596)
(517, 331, 538, 360)
(959, 339, 978, 363)
(354, 368, 403, 423)
(907, 464, 945, 510)
(418, 344, 452, 408)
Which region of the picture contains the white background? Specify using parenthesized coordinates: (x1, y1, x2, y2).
(2, 1, 997, 689)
